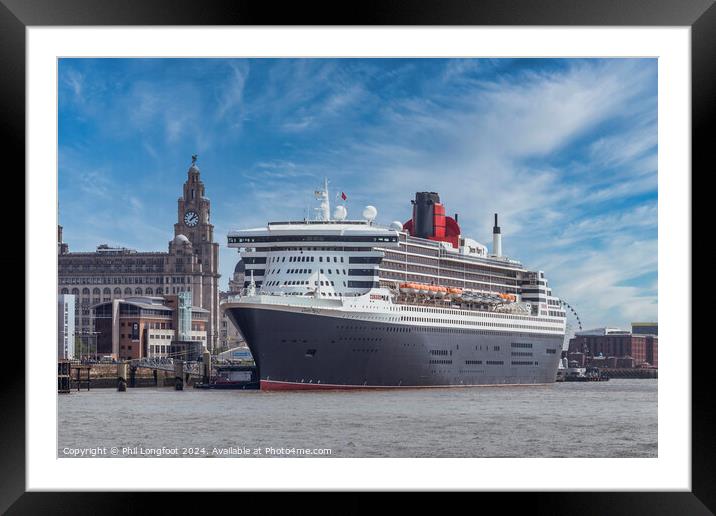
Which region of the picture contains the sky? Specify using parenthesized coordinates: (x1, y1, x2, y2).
(58, 58, 658, 331)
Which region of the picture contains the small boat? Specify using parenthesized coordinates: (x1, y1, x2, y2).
(447, 287, 462, 300)
(399, 282, 417, 294)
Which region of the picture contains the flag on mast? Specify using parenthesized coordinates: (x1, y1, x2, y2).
(341, 192, 347, 201)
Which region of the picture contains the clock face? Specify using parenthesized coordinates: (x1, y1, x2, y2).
(184, 211, 199, 227)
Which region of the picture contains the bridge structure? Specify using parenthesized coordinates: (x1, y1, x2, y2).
(127, 357, 202, 376)
(121, 348, 214, 390)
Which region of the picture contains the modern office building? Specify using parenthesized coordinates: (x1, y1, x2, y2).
(57, 294, 75, 359)
(92, 294, 209, 361)
(58, 157, 221, 350)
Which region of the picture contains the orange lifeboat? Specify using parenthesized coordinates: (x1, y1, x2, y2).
(435, 286, 448, 298)
(399, 282, 417, 294)
(448, 287, 462, 300)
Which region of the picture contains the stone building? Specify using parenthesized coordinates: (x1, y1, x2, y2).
(58, 157, 221, 350)
(218, 259, 246, 352)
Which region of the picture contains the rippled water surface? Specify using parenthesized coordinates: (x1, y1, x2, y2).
(58, 379, 657, 458)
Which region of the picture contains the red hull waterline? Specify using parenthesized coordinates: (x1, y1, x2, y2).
(259, 380, 552, 391)
(260, 380, 391, 391)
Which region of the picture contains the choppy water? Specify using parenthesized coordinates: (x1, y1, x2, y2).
(58, 379, 657, 458)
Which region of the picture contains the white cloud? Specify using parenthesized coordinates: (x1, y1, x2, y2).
(301, 59, 658, 327)
(58, 58, 658, 328)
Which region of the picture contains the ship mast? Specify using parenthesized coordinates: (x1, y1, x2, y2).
(314, 178, 331, 221)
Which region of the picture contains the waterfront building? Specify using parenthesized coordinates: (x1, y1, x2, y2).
(57, 157, 221, 350)
(92, 294, 209, 361)
(218, 260, 247, 351)
(57, 294, 75, 359)
(568, 327, 658, 368)
(632, 322, 658, 336)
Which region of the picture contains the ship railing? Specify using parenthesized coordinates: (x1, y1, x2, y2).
(222, 290, 366, 304)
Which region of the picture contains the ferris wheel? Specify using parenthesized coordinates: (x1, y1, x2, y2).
(559, 299, 583, 351)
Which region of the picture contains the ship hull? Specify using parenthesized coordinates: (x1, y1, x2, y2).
(226, 305, 563, 390)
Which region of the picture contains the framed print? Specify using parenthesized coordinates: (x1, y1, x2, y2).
(3, 0, 711, 512)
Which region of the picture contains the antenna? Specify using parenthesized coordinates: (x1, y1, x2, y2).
(313, 178, 331, 221)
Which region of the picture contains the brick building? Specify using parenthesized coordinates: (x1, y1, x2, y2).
(92, 295, 208, 361)
(568, 327, 658, 368)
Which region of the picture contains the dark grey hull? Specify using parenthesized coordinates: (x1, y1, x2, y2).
(225, 306, 563, 389)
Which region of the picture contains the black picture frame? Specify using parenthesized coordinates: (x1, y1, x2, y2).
(3, 0, 708, 513)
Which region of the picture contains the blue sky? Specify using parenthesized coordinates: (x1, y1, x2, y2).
(58, 58, 657, 331)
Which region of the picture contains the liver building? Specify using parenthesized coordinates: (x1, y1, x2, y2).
(58, 157, 221, 351)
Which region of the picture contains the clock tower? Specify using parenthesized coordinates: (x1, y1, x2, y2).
(171, 155, 220, 351)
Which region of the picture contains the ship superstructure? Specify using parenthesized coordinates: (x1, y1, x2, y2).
(223, 180, 566, 390)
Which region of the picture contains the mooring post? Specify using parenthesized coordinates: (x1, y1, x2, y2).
(202, 349, 211, 385)
(174, 361, 184, 391)
(117, 362, 127, 392)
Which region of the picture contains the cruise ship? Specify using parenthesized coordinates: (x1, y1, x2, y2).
(222, 181, 566, 390)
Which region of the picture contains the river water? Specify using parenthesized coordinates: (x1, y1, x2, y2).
(58, 379, 657, 458)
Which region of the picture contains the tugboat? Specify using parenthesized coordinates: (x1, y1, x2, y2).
(564, 362, 609, 382)
(194, 364, 259, 390)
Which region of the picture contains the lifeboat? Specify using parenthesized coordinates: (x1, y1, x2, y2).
(448, 287, 462, 300)
(434, 286, 448, 298)
(417, 284, 430, 295)
(399, 282, 417, 294)
(498, 293, 517, 302)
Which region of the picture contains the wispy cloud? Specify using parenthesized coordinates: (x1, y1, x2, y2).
(58, 58, 658, 329)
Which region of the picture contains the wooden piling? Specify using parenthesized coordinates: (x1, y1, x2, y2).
(117, 362, 128, 391)
(174, 361, 184, 391)
(202, 349, 212, 385)
(58, 361, 71, 394)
